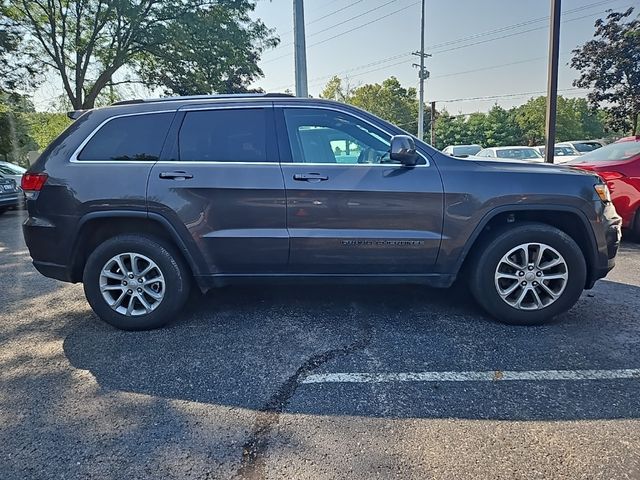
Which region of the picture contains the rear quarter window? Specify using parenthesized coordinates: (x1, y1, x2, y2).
(77, 112, 174, 161)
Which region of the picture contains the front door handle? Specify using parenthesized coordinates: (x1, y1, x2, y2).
(293, 173, 329, 182)
(159, 171, 193, 180)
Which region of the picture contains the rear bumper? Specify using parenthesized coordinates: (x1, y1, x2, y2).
(32, 260, 74, 282)
(23, 215, 77, 283)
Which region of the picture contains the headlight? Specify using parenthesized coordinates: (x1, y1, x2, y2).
(594, 183, 611, 203)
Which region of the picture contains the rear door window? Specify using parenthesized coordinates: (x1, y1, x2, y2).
(178, 108, 269, 162)
(77, 112, 173, 161)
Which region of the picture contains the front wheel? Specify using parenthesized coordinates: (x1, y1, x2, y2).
(83, 234, 190, 330)
(469, 223, 587, 325)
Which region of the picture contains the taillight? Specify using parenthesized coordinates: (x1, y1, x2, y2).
(21, 173, 48, 195)
(598, 171, 625, 181)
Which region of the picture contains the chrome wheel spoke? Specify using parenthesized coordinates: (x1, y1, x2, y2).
(101, 284, 124, 292)
(101, 270, 124, 281)
(143, 286, 163, 300)
(539, 257, 562, 270)
(504, 255, 525, 270)
(514, 287, 529, 309)
(138, 263, 154, 277)
(531, 287, 544, 309)
(137, 294, 152, 312)
(498, 281, 520, 297)
(114, 256, 128, 276)
(496, 272, 520, 280)
(543, 273, 567, 281)
(110, 290, 126, 308)
(539, 281, 559, 299)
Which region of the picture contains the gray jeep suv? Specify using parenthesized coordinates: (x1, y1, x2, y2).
(22, 94, 622, 330)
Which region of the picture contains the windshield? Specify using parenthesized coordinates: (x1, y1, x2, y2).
(574, 142, 601, 153)
(555, 146, 577, 156)
(577, 141, 640, 162)
(0, 163, 26, 174)
(452, 146, 481, 156)
(495, 148, 542, 160)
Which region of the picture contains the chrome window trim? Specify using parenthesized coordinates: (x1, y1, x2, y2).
(68, 103, 431, 167)
(179, 104, 271, 112)
(275, 103, 430, 167)
(69, 110, 177, 164)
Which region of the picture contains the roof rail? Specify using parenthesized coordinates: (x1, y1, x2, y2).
(111, 92, 294, 106)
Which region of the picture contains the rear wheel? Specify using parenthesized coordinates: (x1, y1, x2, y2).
(83, 234, 190, 330)
(469, 223, 586, 325)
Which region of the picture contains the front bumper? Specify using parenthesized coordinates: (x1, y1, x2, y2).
(586, 203, 622, 288)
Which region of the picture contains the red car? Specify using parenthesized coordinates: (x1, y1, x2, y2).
(568, 136, 640, 235)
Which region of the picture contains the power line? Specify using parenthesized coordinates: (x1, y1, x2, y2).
(274, 0, 367, 47)
(262, 1, 419, 65)
(265, 0, 399, 56)
(262, 1, 629, 96)
(436, 87, 585, 104)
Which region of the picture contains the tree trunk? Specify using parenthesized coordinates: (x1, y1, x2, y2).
(632, 111, 638, 136)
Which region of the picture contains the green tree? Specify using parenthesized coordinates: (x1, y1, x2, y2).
(0, 4, 37, 93)
(483, 105, 522, 146)
(136, 5, 278, 95)
(5, 0, 278, 109)
(22, 113, 72, 150)
(571, 7, 640, 134)
(319, 76, 353, 102)
(433, 111, 468, 149)
(513, 96, 591, 145)
(320, 76, 431, 136)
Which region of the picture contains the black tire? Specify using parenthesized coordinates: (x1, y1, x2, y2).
(83, 234, 190, 330)
(468, 223, 587, 326)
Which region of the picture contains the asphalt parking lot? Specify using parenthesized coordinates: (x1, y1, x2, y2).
(1, 208, 640, 479)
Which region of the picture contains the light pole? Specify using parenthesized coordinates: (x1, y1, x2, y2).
(293, 0, 308, 97)
(544, 0, 561, 163)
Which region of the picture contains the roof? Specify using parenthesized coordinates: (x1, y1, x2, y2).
(488, 146, 538, 150)
(67, 93, 340, 119)
(111, 92, 294, 106)
(615, 136, 640, 143)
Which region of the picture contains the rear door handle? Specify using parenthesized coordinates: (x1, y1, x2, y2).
(293, 173, 329, 182)
(159, 171, 193, 180)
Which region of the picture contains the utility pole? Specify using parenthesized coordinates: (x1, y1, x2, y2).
(544, 0, 561, 163)
(430, 101, 436, 145)
(413, 0, 430, 141)
(293, 0, 308, 98)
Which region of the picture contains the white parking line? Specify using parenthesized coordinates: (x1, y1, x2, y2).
(301, 368, 640, 384)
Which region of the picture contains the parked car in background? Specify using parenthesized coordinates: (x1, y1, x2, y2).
(559, 140, 603, 154)
(533, 145, 581, 164)
(0, 161, 27, 187)
(475, 146, 543, 161)
(442, 144, 482, 157)
(0, 175, 22, 215)
(568, 136, 640, 236)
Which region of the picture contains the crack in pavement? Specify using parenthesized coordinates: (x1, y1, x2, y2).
(234, 303, 372, 480)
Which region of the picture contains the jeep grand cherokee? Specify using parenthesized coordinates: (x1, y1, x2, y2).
(21, 94, 622, 330)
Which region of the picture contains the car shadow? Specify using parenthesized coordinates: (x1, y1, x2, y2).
(62, 279, 640, 421)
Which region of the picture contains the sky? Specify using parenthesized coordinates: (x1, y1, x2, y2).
(247, 0, 637, 113)
(32, 0, 638, 113)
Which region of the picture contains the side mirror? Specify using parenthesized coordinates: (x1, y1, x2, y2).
(389, 135, 419, 166)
